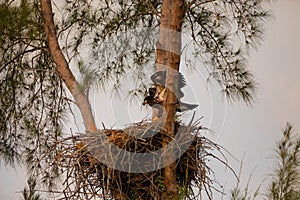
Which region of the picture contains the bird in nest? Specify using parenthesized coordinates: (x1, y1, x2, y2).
(150, 70, 186, 102)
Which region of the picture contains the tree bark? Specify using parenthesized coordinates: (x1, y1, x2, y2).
(40, 0, 97, 133)
(156, 0, 185, 199)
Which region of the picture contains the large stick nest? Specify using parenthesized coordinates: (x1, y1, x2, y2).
(58, 119, 218, 199)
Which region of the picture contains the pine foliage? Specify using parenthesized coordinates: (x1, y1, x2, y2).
(266, 123, 300, 200)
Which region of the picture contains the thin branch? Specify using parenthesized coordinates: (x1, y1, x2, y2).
(189, 0, 217, 10)
(0, 48, 40, 73)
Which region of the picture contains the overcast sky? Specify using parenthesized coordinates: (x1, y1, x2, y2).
(1, 0, 300, 199)
(213, 0, 300, 197)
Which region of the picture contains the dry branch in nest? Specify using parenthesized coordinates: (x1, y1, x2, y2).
(57, 118, 221, 200)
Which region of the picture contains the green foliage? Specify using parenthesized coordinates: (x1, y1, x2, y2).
(185, 0, 272, 104)
(229, 123, 300, 200)
(230, 186, 260, 200)
(0, 0, 40, 47)
(230, 187, 249, 200)
(21, 177, 44, 200)
(155, 175, 166, 191)
(229, 159, 261, 200)
(59, 0, 159, 96)
(266, 123, 300, 200)
(60, 0, 272, 104)
(178, 185, 189, 200)
(0, 0, 65, 189)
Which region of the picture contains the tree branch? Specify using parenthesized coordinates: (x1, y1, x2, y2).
(40, 0, 97, 133)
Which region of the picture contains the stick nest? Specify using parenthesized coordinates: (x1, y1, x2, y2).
(58, 119, 216, 199)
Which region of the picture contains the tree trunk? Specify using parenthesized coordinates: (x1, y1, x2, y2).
(156, 0, 185, 199)
(41, 2, 127, 199)
(40, 0, 97, 133)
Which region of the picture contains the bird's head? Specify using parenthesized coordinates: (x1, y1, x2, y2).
(150, 71, 166, 84)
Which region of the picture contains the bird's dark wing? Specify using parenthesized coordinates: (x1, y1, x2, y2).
(151, 71, 186, 88)
(148, 87, 156, 96)
(143, 95, 162, 107)
(176, 102, 198, 112)
(143, 96, 155, 106)
(178, 90, 184, 99)
(150, 71, 166, 85)
(178, 72, 186, 89)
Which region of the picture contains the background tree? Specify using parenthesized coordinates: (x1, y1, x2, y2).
(227, 123, 300, 200)
(0, 0, 272, 199)
(0, 1, 65, 187)
(21, 177, 45, 200)
(266, 123, 300, 200)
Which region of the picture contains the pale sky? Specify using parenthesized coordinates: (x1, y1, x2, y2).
(1, 0, 300, 199)
(213, 0, 300, 197)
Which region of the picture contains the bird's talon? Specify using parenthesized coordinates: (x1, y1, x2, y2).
(152, 116, 159, 122)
